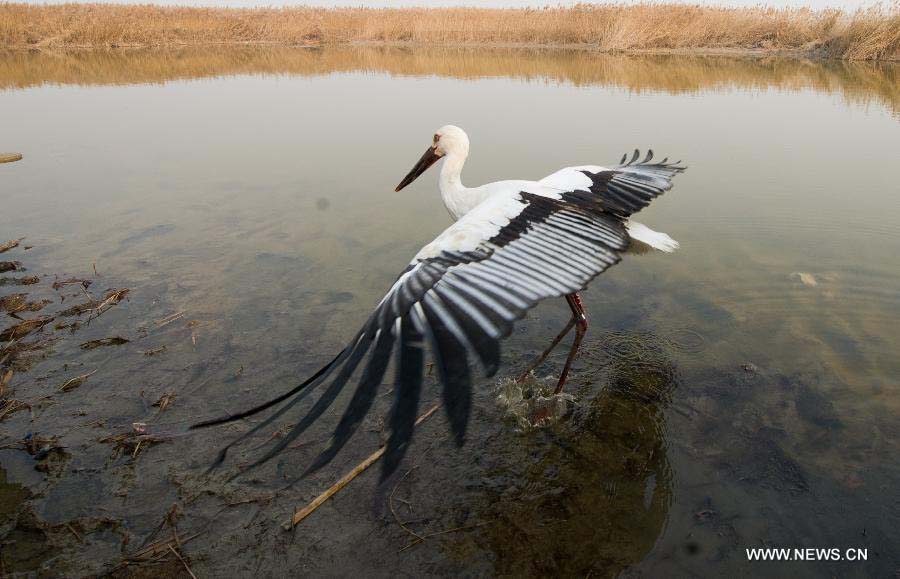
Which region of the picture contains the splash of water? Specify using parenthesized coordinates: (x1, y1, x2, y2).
(495, 375, 576, 431)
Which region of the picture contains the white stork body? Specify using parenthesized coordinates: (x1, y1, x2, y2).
(428, 126, 678, 258)
(195, 124, 686, 481)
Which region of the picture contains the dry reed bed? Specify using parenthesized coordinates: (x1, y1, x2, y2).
(1, 3, 898, 60)
(2, 46, 897, 116)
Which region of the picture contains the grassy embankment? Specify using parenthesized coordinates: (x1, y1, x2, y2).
(1, 3, 898, 60)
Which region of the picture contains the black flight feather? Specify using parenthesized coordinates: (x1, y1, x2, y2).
(240, 331, 375, 471)
(302, 324, 396, 476)
(421, 299, 471, 446)
(380, 316, 424, 480)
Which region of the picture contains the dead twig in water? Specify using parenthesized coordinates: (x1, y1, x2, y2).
(65, 522, 85, 544)
(86, 288, 130, 322)
(155, 311, 185, 329)
(168, 545, 198, 579)
(282, 402, 442, 530)
(390, 466, 425, 543)
(398, 522, 491, 553)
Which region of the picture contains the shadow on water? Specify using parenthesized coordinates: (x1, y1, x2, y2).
(450, 332, 678, 577)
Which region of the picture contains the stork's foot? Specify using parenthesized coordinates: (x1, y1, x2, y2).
(530, 405, 555, 426)
(528, 390, 576, 427)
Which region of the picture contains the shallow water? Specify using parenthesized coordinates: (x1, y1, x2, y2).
(1, 47, 898, 577)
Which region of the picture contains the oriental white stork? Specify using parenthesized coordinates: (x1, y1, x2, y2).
(193, 125, 685, 480)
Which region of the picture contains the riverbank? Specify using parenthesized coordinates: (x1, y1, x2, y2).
(1, 3, 898, 61)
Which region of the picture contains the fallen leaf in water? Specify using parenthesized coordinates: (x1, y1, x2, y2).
(58, 300, 97, 317)
(0, 294, 50, 317)
(0, 294, 26, 313)
(0, 238, 23, 254)
(153, 392, 176, 412)
(0, 261, 21, 273)
(0, 369, 12, 395)
(58, 370, 97, 392)
(791, 272, 818, 287)
(79, 337, 130, 350)
(0, 275, 39, 287)
(0, 316, 53, 341)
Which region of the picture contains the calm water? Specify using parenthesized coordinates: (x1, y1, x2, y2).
(1, 47, 898, 577)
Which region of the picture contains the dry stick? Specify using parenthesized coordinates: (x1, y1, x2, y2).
(65, 523, 84, 544)
(167, 545, 198, 579)
(130, 531, 203, 561)
(156, 311, 185, 329)
(282, 402, 442, 531)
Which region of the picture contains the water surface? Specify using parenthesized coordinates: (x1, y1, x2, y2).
(1, 47, 898, 577)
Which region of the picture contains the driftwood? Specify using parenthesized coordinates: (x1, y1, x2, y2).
(0, 153, 22, 164)
(282, 403, 441, 530)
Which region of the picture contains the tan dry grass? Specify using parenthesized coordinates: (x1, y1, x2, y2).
(0, 3, 898, 60)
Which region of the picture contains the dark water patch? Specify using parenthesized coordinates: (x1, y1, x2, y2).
(117, 224, 176, 250)
(448, 332, 679, 577)
(321, 290, 354, 305)
(723, 427, 809, 493)
(796, 383, 843, 431)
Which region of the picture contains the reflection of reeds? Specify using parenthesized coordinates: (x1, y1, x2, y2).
(2, 46, 897, 115)
(1, 3, 897, 60)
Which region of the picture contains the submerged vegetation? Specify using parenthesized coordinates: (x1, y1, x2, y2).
(1, 3, 898, 60)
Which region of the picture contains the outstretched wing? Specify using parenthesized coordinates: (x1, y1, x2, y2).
(193, 152, 683, 481)
(539, 149, 685, 218)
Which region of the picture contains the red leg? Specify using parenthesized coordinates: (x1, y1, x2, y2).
(555, 293, 588, 394)
(517, 315, 577, 383)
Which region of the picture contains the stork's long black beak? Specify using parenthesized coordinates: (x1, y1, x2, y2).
(395, 146, 442, 192)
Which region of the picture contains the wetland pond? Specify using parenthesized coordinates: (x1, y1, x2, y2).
(1, 47, 898, 577)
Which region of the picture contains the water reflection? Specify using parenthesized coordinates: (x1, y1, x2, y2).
(1, 46, 897, 115)
(457, 333, 677, 577)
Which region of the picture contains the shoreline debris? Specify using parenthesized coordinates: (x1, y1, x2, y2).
(0, 238, 24, 253)
(80, 336, 130, 350)
(100, 422, 174, 459)
(58, 370, 97, 392)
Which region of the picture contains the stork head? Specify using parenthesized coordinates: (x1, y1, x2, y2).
(395, 125, 469, 192)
